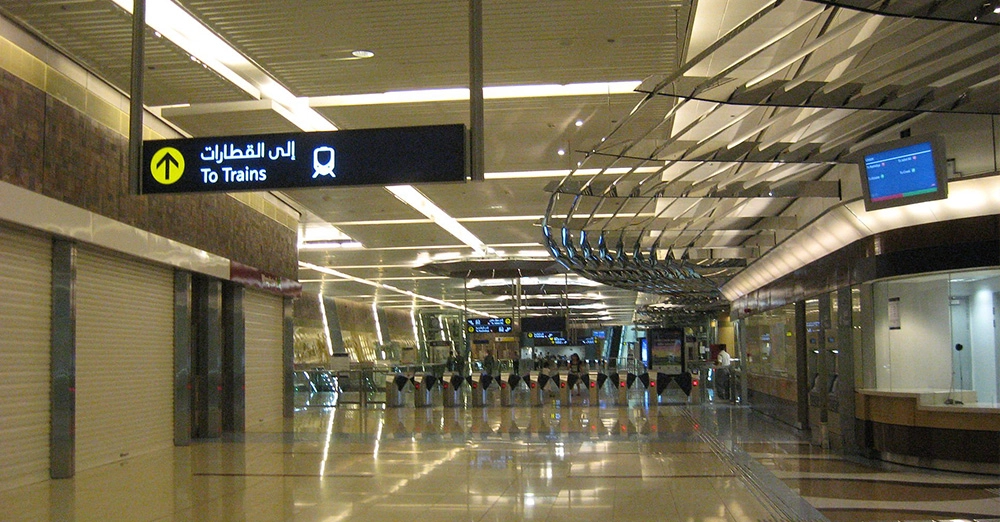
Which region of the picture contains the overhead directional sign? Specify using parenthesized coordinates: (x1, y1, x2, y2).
(141, 124, 467, 194)
(149, 147, 184, 185)
(467, 317, 513, 334)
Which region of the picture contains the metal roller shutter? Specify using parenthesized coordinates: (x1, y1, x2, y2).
(244, 290, 283, 431)
(0, 225, 51, 490)
(76, 247, 173, 471)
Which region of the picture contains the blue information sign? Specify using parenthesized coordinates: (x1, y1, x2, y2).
(466, 317, 513, 334)
(141, 124, 467, 194)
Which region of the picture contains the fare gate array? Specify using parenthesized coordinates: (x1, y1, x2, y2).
(385, 369, 702, 408)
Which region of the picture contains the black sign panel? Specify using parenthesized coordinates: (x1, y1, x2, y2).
(141, 124, 467, 194)
(466, 317, 513, 334)
(527, 332, 569, 346)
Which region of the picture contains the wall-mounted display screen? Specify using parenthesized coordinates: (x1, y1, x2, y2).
(646, 328, 684, 374)
(856, 134, 948, 211)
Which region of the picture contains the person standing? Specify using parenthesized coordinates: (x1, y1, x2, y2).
(568, 353, 585, 396)
(715, 346, 732, 400)
(482, 349, 497, 377)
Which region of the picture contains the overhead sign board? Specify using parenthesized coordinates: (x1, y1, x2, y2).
(140, 124, 467, 194)
(466, 317, 513, 334)
(527, 331, 569, 346)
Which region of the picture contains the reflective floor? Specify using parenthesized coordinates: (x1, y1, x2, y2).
(2, 396, 999, 521)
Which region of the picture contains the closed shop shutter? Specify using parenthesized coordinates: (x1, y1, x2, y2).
(244, 290, 283, 431)
(0, 225, 51, 490)
(76, 247, 173, 471)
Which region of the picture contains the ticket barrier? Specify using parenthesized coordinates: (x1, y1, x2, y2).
(386, 373, 416, 408)
(505, 373, 533, 407)
(443, 373, 472, 407)
(562, 371, 594, 405)
(525, 372, 542, 406)
(415, 373, 443, 407)
(470, 373, 501, 407)
(620, 371, 651, 403)
(536, 371, 561, 405)
(596, 371, 618, 405)
(650, 372, 694, 404)
(588, 370, 600, 403)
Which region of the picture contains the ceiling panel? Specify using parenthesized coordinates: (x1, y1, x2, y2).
(337, 222, 465, 249)
(177, 0, 688, 96)
(282, 186, 425, 223)
(161, 103, 301, 136)
(464, 221, 545, 247)
(0, 0, 254, 105)
(419, 178, 554, 218)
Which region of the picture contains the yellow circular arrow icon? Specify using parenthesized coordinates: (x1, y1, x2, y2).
(150, 147, 185, 185)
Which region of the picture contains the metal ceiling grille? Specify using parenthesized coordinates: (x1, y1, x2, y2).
(542, 0, 1000, 315)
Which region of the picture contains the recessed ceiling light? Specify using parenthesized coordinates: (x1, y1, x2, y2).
(352, 50, 375, 58)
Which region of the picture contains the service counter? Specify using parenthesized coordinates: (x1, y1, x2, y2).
(856, 389, 1000, 473)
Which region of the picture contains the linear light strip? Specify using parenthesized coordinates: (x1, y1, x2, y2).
(300, 261, 491, 317)
(112, 0, 335, 131)
(329, 213, 656, 227)
(385, 185, 493, 254)
(308, 81, 641, 107)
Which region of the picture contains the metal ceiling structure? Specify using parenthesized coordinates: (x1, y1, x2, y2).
(1, 0, 998, 325)
(542, 0, 1000, 317)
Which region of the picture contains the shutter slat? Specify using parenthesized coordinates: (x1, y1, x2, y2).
(244, 291, 283, 430)
(76, 247, 173, 471)
(0, 225, 51, 490)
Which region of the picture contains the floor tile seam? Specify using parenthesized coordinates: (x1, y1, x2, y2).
(748, 453, 841, 460)
(840, 452, 1000, 479)
(476, 480, 547, 522)
(192, 471, 375, 478)
(567, 473, 737, 479)
(679, 406, 830, 522)
(773, 471, 1000, 486)
(802, 496, 1000, 515)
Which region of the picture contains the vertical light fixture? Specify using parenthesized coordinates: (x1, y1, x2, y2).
(372, 301, 384, 346)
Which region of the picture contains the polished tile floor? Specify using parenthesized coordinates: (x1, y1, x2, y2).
(2, 392, 999, 521)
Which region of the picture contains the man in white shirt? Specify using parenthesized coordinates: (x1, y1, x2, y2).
(715, 346, 732, 400)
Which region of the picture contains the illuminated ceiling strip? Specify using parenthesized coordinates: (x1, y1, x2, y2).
(111, 0, 335, 132)
(303, 264, 415, 270)
(484, 167, 662, 179)
(309, 81, 641, 107)
(329, 213, 654, 226)
(385, 185, 494, 255)
(299, 276, 449, 283)
(300, 262, 491, 317)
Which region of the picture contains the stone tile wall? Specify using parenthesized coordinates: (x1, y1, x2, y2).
(0, 69, 297, 279)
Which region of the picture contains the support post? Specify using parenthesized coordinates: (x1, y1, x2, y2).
(128, 0, 146, 194)
(50, 239, 76, 479)
(469, 0, 484, 181)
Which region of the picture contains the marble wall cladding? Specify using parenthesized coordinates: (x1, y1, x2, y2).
(0, 70, 45, 192)
(0, 70, 297, 279)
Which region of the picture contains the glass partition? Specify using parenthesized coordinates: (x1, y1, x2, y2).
(743, 303, 798, 403)
(870, 268, 1000, 405)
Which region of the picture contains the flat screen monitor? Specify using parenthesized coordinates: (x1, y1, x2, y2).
(520, 315, 566, 334)
(856, 135, 948, 211)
